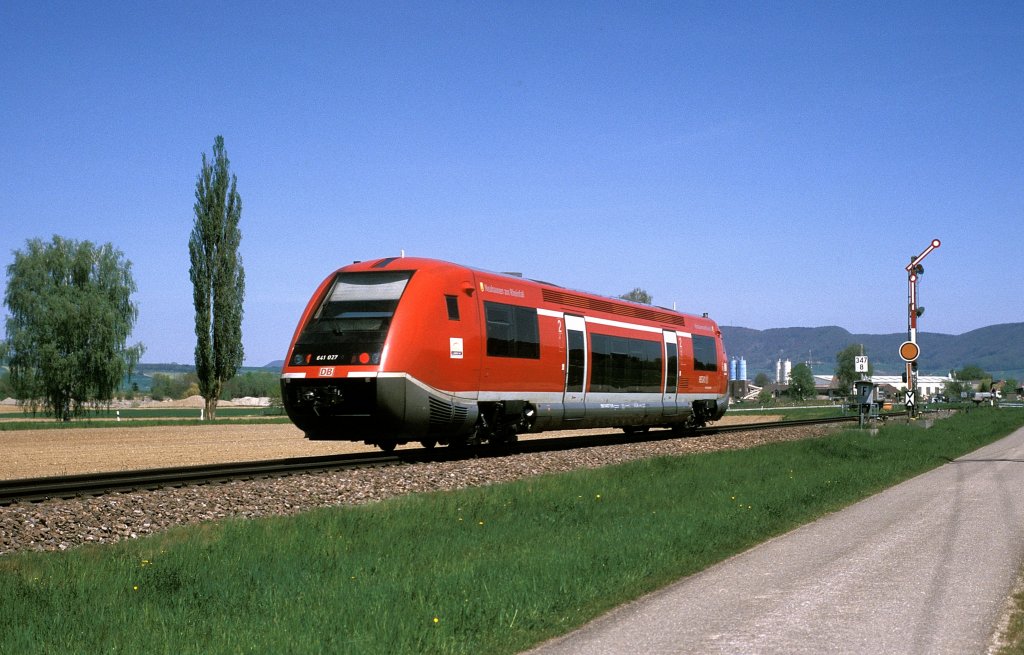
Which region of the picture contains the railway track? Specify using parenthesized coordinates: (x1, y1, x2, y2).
(0, 416, 862, 506)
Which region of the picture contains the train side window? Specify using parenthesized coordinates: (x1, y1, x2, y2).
(590, 334, 662, 393)
(566, 330, 585, 392)
(484, 301, 540, 359)
(692, 335, 718, 372)
(665, 341, 678, 391)
(445, 295, 460, 320)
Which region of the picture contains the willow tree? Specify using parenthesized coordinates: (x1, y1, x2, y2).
(2, 236, 144, 419)
(189, 136, 245, 420)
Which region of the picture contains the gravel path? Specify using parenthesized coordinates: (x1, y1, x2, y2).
(0, 421, 838, 556)
(525, 425, 1024, 655)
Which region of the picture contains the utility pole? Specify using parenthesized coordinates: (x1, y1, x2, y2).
(901, 239, 941, 418)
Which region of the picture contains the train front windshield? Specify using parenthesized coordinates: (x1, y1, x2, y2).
(290, 271, 413, 366)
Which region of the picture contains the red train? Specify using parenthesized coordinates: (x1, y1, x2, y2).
(280, 257, 728, 450)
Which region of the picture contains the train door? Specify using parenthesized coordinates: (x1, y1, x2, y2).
(562, 314, 587, 421)
(663, 331, 679, 417)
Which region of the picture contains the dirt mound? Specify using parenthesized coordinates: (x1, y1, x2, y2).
(138, 395, 235, 408)
(231, 396, 271, 407)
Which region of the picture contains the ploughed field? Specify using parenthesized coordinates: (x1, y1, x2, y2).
(1, 422, 360, 480)
(1, 414, 830, 556)
(1, 414, 782, 480)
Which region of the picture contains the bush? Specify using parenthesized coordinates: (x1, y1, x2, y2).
(221, 371, 280, 401)
(149, 373, 198, 401)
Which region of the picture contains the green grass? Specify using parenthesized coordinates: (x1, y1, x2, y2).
(737, 405, 847, 419)
(2, 408, 1023, 654)
(91, 407, 283, 419)
(729, 403, 952, 421)
(998, 579, 1024, 655)
(729, 404, 856, 420)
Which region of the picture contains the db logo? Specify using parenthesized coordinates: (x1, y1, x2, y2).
(319, 367, 335, 377)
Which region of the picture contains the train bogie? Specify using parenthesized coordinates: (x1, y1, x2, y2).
(280, 257, 728, 450)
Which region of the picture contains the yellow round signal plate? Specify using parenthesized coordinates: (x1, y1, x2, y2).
(899, 341, 920, 362)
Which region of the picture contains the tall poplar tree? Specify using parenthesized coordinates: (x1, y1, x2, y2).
(189, 135, 245, 420)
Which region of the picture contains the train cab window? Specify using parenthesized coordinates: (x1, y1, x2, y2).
(305, 271, 412, 332)
(445, 295, 460, 320)
(484, 301, 540, 359)
(292, 270, 413, 365)
(692, 334, 718, 372)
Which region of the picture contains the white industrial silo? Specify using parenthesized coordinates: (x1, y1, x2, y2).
(784, 359, 792, 383)
(739, 358, 747, 382)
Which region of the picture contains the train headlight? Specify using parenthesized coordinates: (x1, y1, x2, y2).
(292, 353, 305, 366)
(358, 352, 371, 364)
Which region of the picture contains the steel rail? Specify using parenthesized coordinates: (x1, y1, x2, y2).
(0, 451, 399, 506)
(0, 415, 869, 506)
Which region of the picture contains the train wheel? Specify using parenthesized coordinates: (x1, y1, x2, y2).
(622, 426, 650, 435)
(378, 440, 397, 452)
(486, 430, 518, 453)
(486, 424, 519, 449)
(420, 439, 437, 450)
(671, 420, 702, 436)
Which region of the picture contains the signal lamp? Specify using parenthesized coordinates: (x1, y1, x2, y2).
(358, 352, 371, 364)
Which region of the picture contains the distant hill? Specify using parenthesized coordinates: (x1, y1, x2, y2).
(135, 362, 281, 376)
(126, 362, 282, 392)
(721, 323, 1024, 380)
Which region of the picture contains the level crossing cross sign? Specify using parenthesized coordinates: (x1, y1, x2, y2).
(905, 389, 916, 407)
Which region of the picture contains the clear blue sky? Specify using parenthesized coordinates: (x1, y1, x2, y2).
(2, 2, 1022, 366)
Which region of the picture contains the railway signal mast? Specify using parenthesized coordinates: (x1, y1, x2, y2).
(901, 239, 941, 418)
